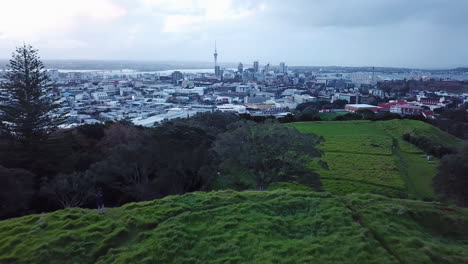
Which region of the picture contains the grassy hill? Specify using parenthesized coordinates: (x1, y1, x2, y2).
(292, 120, 460, 199)
(1, 190, 467, 264)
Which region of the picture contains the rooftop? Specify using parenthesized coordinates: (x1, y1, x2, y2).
(345, 104, 381, 108)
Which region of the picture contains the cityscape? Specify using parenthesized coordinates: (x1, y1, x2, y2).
(1, 44, 466, 128)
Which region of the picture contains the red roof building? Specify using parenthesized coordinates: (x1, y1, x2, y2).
(422, 110, 436, 119)
(419, 97, 440, 105)
(378, 101, 408, 112)
(390, 104, 423, 115)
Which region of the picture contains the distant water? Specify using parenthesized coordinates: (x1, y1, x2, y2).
(155, 69, 217, 75)
(51, 69, 468, 80)
(53, 68, 227, 76)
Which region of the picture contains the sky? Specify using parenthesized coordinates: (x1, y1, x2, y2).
(0, 0, 467, 68)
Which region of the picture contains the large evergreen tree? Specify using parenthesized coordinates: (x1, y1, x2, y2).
(0, 44, 64, 143)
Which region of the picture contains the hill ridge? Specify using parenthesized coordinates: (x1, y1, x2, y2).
(1, 189, 468, 264)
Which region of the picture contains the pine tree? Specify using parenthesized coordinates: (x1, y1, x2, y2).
(0, 44, 64, 143)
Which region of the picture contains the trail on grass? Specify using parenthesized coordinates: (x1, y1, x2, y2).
(339, 198, 405, 264)
(322, 150, 393, 156)
(391, 138, 419, 198)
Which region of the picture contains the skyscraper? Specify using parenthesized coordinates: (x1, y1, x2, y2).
(215, 66, 221, 78)
(279, 62, 286, 73)
(253, 61, 259, 73)
(238, 62, 243, 73)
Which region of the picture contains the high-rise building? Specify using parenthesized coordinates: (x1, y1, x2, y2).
(171, 71, 183, 85)
(253, 61, 259, 73)
(215, 66, 221, 78)
(213, 41, 218, 76)
(238, 62, 243, 73)
(263, 63, 270, 74)
(279, 62, 286, 73)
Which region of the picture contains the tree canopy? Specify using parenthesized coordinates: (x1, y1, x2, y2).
(0, 44, 64, 143)
(214, 121, 323, 190)
(433, 142, 468, 206)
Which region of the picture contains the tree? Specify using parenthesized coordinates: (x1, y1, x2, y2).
(91, 132, 160, 203)
(167, 111, 239, 136)
(91, 124, 216, 204)
(433, 142, 468, 206)
(331, 99, 348, 109)
(40, 171, 95, 208)
(356, 109, 375, 120)
(299, 105, 320, 121)
(0, 166, 35, 219)
(214, 120, 323, 190)
(0, 44, 64, 143)
(101, 121, 140, 149)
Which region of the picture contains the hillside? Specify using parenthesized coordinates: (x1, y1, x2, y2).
(292, 120, 461, 199)
(1, 190, 467, 264)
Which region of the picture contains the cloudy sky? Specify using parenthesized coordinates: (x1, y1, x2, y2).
(0, 0, 467, 68)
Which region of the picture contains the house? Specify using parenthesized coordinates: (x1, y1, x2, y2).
(422, 110, 436, 119)
(91, 92, 108, 101)
(390, 104, 423, 115)
(217, 104, 246, 113)
(378, 101, 408, 112)
(332, 93, 361, 104)
(419, 97, 440, 105)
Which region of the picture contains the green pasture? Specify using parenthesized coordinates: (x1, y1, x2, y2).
(292, 120, 460, 199)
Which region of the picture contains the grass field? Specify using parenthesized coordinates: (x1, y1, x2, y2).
(1, 190, 468, 264)
(292, 120, 460, 199)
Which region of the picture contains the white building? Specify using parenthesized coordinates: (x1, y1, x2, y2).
(91, 92, 108, 101)
(217, 104, 247, 113)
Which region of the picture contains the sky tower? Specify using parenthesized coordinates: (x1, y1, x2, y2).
(214, 41, 220, 77)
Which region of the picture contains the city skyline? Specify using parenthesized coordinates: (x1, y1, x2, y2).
(0, 0, 468, 68)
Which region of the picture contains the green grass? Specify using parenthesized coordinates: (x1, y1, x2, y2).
(310, 152, 404, 190)
(268, 181, 315, 191)
(1, 190, 467, 264)
(321, 179, 404, 197)
(292, 120, 461, 199)
(376, 119, 460, 149)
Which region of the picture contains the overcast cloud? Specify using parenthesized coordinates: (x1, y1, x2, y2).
(0, 0, 467, 68)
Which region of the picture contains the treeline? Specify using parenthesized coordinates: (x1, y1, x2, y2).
(429, 104, 468, 139)
(0, 112, 323, 219)
(433, 142, 468, 206)
(378, 79, 468, 94)
(402, 133, 456, 158)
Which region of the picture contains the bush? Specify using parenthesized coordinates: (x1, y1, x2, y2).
(0, 166, 35, 219)
(333, 113, 362, 121)
(402, 133, 456, 158)
(370, 112, 402, 121)
(433, 142, 468, 206)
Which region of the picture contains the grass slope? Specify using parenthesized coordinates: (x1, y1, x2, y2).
(1, 190, 467, 264)
(292, 120, 461, 199)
